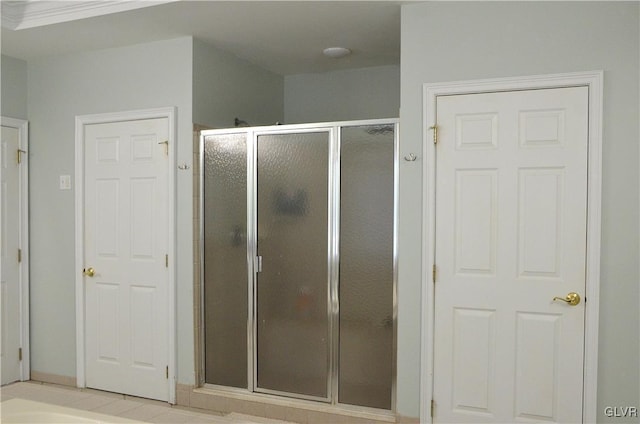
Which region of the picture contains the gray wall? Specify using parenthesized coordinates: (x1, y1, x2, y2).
(26, 35, 286, 388)
(193, 39, 283, 128)
(27, 37, 195, 383)
(1, 54, 28, 119)
(284, 65, 399, 124)
(398, 2, 639, 420)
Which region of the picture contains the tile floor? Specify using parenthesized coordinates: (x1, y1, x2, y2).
(1, 381, 294, 424)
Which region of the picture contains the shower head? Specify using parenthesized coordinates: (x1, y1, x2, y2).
(234, 117, 250, 127)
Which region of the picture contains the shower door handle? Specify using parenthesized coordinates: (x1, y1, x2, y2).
(255, 256, 263, 273)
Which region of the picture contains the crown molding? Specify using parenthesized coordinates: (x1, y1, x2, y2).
(1, 0, 178, 31)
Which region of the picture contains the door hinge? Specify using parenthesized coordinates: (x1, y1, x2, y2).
(431, 399, 435, 417)
(18, 249, 22, 263)
(18, 348, 22, 361)
(432, 264, 437, 283)
(158, 140, 169, 156)
(17, 149, 26, 164)
(429, 125, 438, 145)
(165, 254, 168, 268)
(166, 366, 169, 379)
(256, 256, 263, 273)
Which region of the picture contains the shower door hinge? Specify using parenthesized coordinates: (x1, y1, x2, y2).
(255, 256, 263, 273)
(18, 348, 22, 361)
(165, 254, 168, 268)
(430, 125, 438, 145)
(432, 264, 437, 283)
(431, 399, 435, 417)
(18, 249, 22, 263)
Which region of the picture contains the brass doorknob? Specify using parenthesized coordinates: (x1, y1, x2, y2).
(83, 267, 96, 277)
(553, 292, 580, 306)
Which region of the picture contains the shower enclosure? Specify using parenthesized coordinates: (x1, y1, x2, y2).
(200, 119, 397, 410)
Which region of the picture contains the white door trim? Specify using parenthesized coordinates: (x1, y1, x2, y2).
(1, 116, 30, 381)
(75, 107, 177, 403)
(420, 71, 603, 423)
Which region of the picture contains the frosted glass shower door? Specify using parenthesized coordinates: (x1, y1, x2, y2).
(339, 124, 395, 409)
(255, 131, 330, 400)
(202, 133, 248, 389)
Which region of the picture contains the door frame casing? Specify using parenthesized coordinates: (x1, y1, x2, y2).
(0, 116, 30, 382)
(420, 71, 603, 423)
(74, 107, 177, 403)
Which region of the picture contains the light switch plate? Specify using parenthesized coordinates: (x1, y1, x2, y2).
(59, 175, 71, 190)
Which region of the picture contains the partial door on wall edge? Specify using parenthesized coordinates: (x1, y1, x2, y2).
(0, 118, 29, 386)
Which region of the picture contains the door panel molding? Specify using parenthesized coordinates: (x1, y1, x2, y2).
(420, 71, 602, 423)
(0, 116, 30, 382)
(75, 107, 176, 403)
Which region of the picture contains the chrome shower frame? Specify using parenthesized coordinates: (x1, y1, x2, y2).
(198, 118, 399, 412)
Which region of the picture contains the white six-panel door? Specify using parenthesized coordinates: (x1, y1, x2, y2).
(1, 125, 22, 385)
(433, 87, 588, 423)
(84, 118, 169, 401)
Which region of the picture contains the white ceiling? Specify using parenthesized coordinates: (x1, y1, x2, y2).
(1, 1, 402, 75)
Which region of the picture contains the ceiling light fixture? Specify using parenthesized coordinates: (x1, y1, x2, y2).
(323, 47, 351, 58)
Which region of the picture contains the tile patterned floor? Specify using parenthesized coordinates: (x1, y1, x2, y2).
(1, 381, 294, 424)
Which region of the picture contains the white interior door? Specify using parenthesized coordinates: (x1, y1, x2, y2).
(84, 117, 169, 401)
(432, 87, 588, 423)
(1, 125, 23, 385)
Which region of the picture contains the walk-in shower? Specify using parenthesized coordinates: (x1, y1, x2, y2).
(200, 119, 397, 411)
